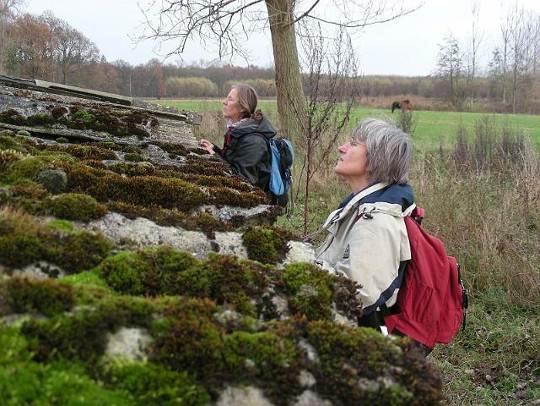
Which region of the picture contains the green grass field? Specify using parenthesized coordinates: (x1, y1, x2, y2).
(156, 99, 540, 148)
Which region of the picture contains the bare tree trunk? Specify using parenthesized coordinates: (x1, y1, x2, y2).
(303, 141, 312, 236)
(266, 0, 306, 140)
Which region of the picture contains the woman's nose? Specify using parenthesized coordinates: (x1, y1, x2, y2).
(338, 143, 349, 153)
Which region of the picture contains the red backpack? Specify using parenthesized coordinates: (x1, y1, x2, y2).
(384, 207, 468, 349)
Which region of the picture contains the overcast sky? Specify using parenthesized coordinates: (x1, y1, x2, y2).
(24, 0, 540, 76)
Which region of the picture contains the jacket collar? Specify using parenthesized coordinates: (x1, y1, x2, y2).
(322, 182, 388, 229)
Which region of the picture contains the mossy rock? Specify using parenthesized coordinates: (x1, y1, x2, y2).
(242, 226, 292, 264)
(48, 230, 113, 274)
(150, 298, 225, 379)
(282, 263, 335, 321)
(305, 320, 442, 404)
(0, 234, 47, 268)
(0, 109, 26, 125)
(101, 360, 210, 405)
(97, 251, 151, 295)
(21, 295, 156, 364)
(45, 193, 107, 221)
(26, 113, 55, 127)
(2, 156, 46, 183)
(35, 169, 68, 194)
(124, 153, 144, 162)
(1, 277, 74, 317)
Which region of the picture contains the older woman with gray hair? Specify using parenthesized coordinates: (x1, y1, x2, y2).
(315, 118, 414, 330)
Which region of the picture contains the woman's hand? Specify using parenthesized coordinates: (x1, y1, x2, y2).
(199, 139, 215, 155)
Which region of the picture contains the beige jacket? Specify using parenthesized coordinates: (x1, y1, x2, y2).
(315, 183, 412, 312)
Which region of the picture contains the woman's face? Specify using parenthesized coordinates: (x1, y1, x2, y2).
(223, 88, 244, 123)
(335, 138, 370, 191)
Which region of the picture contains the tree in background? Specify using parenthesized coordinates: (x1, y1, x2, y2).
(465, 1, 483, 109)
(3, 11, 100, 84)
(489, 5, 540, 113)
(139, 0, 419, 139)
(42, 12, 100, 84)
(0, 0, 23, 74)
(5, 13, 56, 79)
(295, 23, 360, 235)
(436, 34, 464, 108)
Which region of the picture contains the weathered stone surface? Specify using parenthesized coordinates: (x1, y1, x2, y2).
(12, 261, 65, 279)
(214, 231, 248, 257)
(216, 386, 274, 406)
(87, 213, 213, 258)
(105, 327, 152, 361)
(284, 241, 315, 265)
(199, 204, 278, 224)
(293, 390, 332, 406)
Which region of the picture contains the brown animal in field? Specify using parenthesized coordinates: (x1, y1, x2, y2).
(391, 99, 413, 113)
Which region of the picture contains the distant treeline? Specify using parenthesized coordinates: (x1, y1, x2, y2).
(1, 4, 539, 113)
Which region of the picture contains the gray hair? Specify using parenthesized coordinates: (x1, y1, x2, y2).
(231, 84, 258, 118)
(352, 118, 411, 184)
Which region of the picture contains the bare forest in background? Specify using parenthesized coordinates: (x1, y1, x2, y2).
(0, 2, 539, 114)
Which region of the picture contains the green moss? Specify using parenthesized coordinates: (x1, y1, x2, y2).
(22, 295, 155, 364)
(199, 254, 269, 316)
(282, 263, 334, 321)
(223, 331, 301, 400)
(97, 251, 150, 295)
(3, 156, 46, 183)
(45, 193, 107, 221)
(0, 135, 27, 153)
(106, 161, 156, 177)
(305, 320, 442, 405)
(35, 169, 68, 194)
(0, 209, 110, 272)
(2, 277, 74, 317)
(243, 226, 291, 264)
(47, 144, 117, 160)
(150, 141, 188, 156)
(150, 298, 225, 379)
(124, 152, 144, 162)
(101, 360, 210, 405)
(26, 113, 55, 126)
(61, 270, 109, 288)
(139, 246, 202, 296)
(0, 357, 134, 405)
(48, 230, 113, 274)
(64, 164, 207, 211)
(106, 201, 231, 234)
(71, 109, 96, 127)
(0, 108, 26, 126)
(10, 179, 49, 199)
(0, 234, 46, 268)
(47, 219, 75, 233)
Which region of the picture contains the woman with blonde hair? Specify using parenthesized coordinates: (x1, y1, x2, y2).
(200, 84, 276, 192)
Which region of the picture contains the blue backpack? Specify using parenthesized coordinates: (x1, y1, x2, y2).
(268, 137, 294, 206)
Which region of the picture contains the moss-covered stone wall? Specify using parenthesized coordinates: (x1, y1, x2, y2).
(0, 83, 442, 405)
